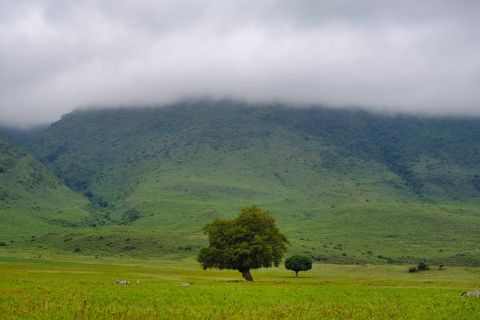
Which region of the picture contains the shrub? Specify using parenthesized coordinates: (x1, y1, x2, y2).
(121, 210, 141, 224)
(409, 262, 430, 273)
(285, 255, 313, 277)
(417, 262, 429, 271)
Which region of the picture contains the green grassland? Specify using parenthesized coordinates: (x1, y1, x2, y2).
(1, 101, 480, 264)
(0, 252, 479, 319)
(12, 200, 480, 266)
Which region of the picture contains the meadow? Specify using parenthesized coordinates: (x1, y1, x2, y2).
(1, 251, 479, 319)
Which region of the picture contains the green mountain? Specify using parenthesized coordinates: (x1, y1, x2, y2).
(0, 135, 94, 243)
(4, 100, 480, 265)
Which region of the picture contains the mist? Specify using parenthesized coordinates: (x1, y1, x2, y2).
(1, 0, 480, 127)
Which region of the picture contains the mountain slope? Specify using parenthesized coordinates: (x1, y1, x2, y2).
(21, 101, 480, 264)
(0, 135, 95, 243)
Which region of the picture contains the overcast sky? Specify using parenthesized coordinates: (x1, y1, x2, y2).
(1, 0, 480, 126)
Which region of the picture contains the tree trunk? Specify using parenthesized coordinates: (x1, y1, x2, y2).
(295, 271, 299, 277)
(240, 269, 253, 282)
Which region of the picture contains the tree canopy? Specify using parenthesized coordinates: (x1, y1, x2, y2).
(197, 205, 288, 281)
(285, 255, 313, 277)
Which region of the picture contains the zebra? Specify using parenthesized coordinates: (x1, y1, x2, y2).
(115, 279, 130, 285)
(461, 291, 480, 297)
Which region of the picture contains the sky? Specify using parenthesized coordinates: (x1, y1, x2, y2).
(1, 0, 480, 127)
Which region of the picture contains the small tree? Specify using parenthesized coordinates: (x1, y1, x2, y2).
(285, 255, 313, 277)
(417, 262, 429, 271)
(197, 206, 288, 281)
(408, 262, 430, 273)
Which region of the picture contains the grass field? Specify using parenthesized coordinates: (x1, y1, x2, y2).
(1, 251, 479, 319)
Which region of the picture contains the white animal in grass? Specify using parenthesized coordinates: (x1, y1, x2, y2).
(115, 279, 130, 285)
(461, 291, 480, 297)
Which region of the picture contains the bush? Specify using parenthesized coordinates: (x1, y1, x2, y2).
(285, 255, 313, 277)
(409, 261, 430, 273)
(417, 262, 429, 271)
(121, 210, 141, 224)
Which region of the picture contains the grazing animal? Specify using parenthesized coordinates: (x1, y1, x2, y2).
(136, 280, 141, 285)
(461, 291, 480, 297)
(115, 279, 130, 285)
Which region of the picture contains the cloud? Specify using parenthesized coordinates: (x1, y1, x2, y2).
(1, 0, 479, 126)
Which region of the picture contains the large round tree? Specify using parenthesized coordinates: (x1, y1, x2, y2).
(197, 206, 288, 281)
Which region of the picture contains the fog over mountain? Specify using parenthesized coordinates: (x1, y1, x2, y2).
(1, 0, 480, 126)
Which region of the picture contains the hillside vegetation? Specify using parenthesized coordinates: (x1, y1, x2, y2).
(2, 100, 480, 264)
(0, 135, 94, 242)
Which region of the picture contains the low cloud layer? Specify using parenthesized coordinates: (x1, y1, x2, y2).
(1, 0, 480, 126)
